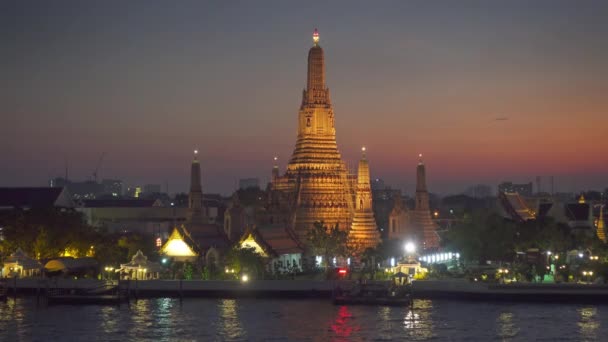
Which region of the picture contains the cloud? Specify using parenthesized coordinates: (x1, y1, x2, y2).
(494, 116, 509, 121)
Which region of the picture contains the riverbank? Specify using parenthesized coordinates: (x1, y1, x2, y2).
(5, 278, 608, 303)
(412, 279, 608, 303)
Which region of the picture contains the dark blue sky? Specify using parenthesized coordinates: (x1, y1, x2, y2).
(2, 1, 607, 195)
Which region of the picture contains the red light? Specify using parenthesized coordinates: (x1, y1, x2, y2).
(338, 269, 347, 275)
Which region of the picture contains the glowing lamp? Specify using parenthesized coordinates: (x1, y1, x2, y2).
(404, 241, 416, 254)
(241, 274, 249, 282)
(313, 28, 319, 44)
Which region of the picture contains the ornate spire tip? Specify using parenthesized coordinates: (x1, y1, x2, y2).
(313, 28, 319, 44)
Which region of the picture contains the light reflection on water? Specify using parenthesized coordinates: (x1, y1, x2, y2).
(578, 307, 599, 341)
(217, 299, 245, 341)
(404, 299, 435, 340)
(497, 311, 519, 340)
(0, 298, 607, 341)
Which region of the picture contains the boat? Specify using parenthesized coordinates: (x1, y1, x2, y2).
(46, 280, 128, 305)
(333, 282, 412, 306)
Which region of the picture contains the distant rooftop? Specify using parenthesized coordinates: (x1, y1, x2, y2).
(0, 187, 75, 209)
(82, 199, 161, 208)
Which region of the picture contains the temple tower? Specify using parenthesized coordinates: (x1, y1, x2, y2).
(187, 149, 206, 224)
(409, 154, 439, 249)
(272, 29, 354, 240)
(349, 147, 381, 249)
(597, 205, 606, 243)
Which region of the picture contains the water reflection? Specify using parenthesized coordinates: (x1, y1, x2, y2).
(331, 305, 360, 341)
(0, 298, 27, 341)
(578, 307, 598, 341)
(404, 299, 435, 340)
(99, 305, 119, 334)
(375, 306, 394, 340)
(217, 299, 246, 341)
(496, 311, 519, 340)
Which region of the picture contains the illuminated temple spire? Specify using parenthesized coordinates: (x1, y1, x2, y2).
(187, 149, 205, 223)
(597, 205, 606, 243)
(272, 29, 353, 240)
(410, 154, 439, 249)
(349, 147, 381, 250)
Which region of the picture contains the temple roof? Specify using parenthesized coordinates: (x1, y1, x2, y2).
(3, 248, 42, 269)
(120, 250, 162, 272)
(241, 225, 303, 257)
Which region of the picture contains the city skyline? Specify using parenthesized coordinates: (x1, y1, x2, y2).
(2, 1, 607, 195)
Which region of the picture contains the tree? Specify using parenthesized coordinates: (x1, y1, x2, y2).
(306, 221, 348, 267)
(442, 211, 517, 264)
(224, 246, 265, 279)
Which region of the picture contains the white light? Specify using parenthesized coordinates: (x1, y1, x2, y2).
(390, 257, 395, 267)
(332, 257, 337, 266)
(579, 253, 584, 258)
(241, 274, 249, 282)
(347, 257, 351, 266)
(547, 251, 552, 255)
(405, 241, 416, 254)
(316, 256, 322, 267)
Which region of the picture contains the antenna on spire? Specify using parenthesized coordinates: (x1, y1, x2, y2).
(313, 28, 319, 45)
(418, 153, 424, 165)
(361, 146, 367, 159)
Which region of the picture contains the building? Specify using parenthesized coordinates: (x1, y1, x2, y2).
(267, 29, 380, 250)
(49, 178, 104, 199)
(465, 184, 492, 198)
(387, 194, 411, 240)
(498, 182, 533, 197)
(174, 151, 231, 269)
(0, 187, 75, 210)
(77, 198, 175, 235)
(240, 225, 304, 274)
(160, 226, 199, 262)
(409, 155, 440, 249)
(143, 184, 162, 195)
(239, 178, 260, 190)
(101, 179, 123, 197)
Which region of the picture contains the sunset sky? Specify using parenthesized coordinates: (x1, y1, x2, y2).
(2, 1, 607, 196)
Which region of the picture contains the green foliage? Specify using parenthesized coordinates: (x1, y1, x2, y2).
(224, 246, 265, 279)
(0, 208, 95, 258)
(442, 211, 517, 263)
(183, 262, 194, 280)
(306, 221, 348, 266)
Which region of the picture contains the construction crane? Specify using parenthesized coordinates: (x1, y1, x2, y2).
(92, 152, 106, 183)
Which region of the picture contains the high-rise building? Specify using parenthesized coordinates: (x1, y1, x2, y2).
(143, 184, 162, 195)
(102, 179, 123, 197)
(498, 181, 533, 196)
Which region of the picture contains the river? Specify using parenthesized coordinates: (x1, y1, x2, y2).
(0, 297, 606, 341)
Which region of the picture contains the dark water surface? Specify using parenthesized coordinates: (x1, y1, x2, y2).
(1, 297, 606, 341)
